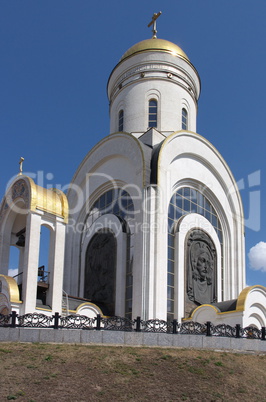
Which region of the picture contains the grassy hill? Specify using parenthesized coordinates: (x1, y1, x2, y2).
(0, 343, 265, 401)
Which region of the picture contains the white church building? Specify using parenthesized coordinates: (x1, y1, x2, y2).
(0, 17, 266, 329)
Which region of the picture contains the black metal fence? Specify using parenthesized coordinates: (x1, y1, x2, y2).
(0, 312, 265, 340)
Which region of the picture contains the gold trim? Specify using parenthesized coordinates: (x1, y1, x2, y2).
(183, 304, 220, 321)
(236, 285, 266, 312)
(27, 176, 38, 210)
(36, 307, 52, 312)
(0, 274, 20, 303)
(74, 302, 105, 316)
(184, 285, 266, 320)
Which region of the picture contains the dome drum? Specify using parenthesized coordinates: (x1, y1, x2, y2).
(108, 38, 200, 135)
(108, 60, 200, 106)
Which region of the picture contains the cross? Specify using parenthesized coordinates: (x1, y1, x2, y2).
(147, 11, 162, 39)
(19, 157, 24, 175)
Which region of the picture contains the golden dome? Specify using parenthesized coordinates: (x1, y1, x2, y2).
(33, 184, 69, 223)
(120, 38, 189, 62)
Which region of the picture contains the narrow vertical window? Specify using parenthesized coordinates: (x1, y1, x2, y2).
(149, 99, 157, 128)
(118, 110, 124, 131)
(182, 108, 188, 130)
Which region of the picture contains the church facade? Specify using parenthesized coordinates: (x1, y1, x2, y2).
(0, 29, 266, 328)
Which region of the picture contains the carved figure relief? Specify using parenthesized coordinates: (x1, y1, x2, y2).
(187, 230, 216, 306)
(84, 231, 116, 315)
(0, 179, 29, 223)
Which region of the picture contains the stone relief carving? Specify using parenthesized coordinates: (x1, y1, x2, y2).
(84, 232, 116, 315)
(0, 179, 29, 223)
(11, 179, 29, 202)
(187, 230, 216, 306)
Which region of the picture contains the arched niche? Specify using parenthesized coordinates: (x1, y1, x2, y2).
(186, 229, 217, 314)
(84, 231, 117, 316)
(174, 213, 221, 322)
(80, 214, 128, 317)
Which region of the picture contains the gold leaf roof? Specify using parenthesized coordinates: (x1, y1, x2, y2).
(120, 38, 189, 62)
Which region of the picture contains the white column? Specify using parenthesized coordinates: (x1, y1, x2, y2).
(153, 186, 168, 321)
(115, 231, 127, 317)
(22, 212, 41, 313)
(144, 186, 157, 319)
(0, 232, 10, 276)
(46, 220, 66, 314)
(131, 200, 145, 319)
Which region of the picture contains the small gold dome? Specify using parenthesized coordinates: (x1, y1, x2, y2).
(120, 38, 189, 62)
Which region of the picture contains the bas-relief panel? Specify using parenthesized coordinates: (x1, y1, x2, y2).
(185, 230, 217, 317)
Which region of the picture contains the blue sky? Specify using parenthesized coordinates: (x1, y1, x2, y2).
(1, 0, 266, 287)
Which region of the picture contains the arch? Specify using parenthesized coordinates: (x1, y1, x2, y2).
(167, 185, 223, 322)
(80, 214, 129, 317)
(156, 131, 245, 305)
(0, 274, 20, 303)
(0, 197, 28, 281)
(248, 313, 264, 329)
(0, 176, 68, 223)
(168, 211, 222, 323)
(79, 188, 135, 318)
(75, 302, 104, 318)
(157, 131, 244, 228)
(158, 132, 242, 203)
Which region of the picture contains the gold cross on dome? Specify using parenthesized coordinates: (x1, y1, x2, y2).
(18, 157, 24, 175)
(148, 11, 162, 39)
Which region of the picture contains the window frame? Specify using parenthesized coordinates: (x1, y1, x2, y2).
(182, 108, 188, 130)
(148, 99, 158, 128)
(118, 109, 124, 132)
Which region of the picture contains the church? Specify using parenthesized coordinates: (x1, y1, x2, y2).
(0, 14, 265, 328)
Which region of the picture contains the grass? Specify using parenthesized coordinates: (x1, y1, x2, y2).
(0, 343, 265, 401)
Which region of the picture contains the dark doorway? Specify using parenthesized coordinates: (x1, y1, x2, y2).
(84, 231, 116, 316)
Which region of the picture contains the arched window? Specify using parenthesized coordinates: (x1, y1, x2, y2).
(118, 110, 124, 131)
(37, 225, 51, 306)
(167, 187, 223, 322)
(182, 108, 188, 130)
(8, 246, 20, 279)
(149, 99, 157, 128)
(84, 188, 135, 318)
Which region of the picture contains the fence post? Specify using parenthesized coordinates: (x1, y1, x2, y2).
(10, 311, 17, 328)
(261, 327, 265, 341)
(135, 316, 141, 332)
(96, 314, 101, 330)
(172, 319, 178, 334)
(53, 312, 60, 329)
(235, 324, 241, 338)
(206, 321, 212, 337)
